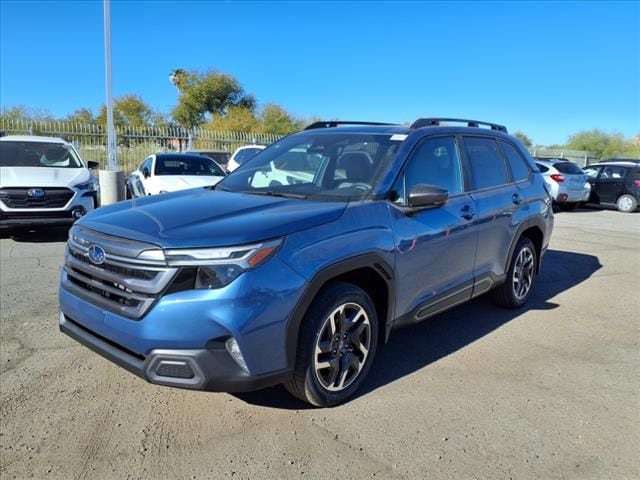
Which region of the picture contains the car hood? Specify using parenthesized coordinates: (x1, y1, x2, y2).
(0, 167, 89, 187)
(155, 175, 224, 191)
(79, 188, 347, 248)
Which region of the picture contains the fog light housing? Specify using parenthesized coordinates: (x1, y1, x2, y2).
(72, 207, 86, 219)
(225, 337, 249, 373)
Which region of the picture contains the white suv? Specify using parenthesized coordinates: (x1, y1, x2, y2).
(0, 135, 99, 229)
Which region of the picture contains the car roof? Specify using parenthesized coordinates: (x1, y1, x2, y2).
(187, 150, 229, 154)
(533, 157, 574, 164)
(156, 153, 213, 160)
(594, 161, 639, 168)
(0, 135, 68, 144)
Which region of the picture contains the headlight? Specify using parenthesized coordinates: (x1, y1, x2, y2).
(137, 239, 282, 289)
(74, 178, 99, 191)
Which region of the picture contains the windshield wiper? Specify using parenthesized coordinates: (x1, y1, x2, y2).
(209, 183, 231, 191)
(240, 190, 307, 199)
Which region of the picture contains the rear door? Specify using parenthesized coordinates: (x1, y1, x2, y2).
(596, 165, 628, 204)
(461, 136, 519, 285)
(391, 135, 478, 321)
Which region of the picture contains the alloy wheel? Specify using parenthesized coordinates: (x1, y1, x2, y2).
(512, 246, 535, 301)
(313, 302, 372, 392)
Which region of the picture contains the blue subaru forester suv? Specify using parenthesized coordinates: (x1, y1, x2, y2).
(59, 118, 553, 406)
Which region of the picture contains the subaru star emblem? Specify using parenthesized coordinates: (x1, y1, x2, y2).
(27, 188, 45, 198)
(87, 245, 106, 265)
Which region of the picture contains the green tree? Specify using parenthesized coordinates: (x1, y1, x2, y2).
(513, 131, 533, 148)
(170, 69, 256, 127)
(0, 105, 54, 123)
(96, 94, 153, 128)
(66, 108, 95, 124)
(260, 104, 298, 135)
(565, 129, 628, 159)
(208, 106, 261, 132)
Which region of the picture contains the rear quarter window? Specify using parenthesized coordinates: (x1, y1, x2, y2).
(500, 141, 530, 181)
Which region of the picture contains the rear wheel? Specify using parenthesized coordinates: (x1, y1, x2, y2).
(285, 282, 378, 407)
(491, 236, 537, 309)
(616, 194, 637, 213)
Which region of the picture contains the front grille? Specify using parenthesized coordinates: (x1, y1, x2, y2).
(0, 187, 74, 209)
(62, 226, 177, 319)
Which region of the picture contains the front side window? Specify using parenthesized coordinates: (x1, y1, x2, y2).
(500, 140, 530, 181)
(0, 141, 83, 168)
(155, 155, 225, 176)
(393, 136, 463, 203)
(463, 137, 509, 189)
(219, 132, 403, 201)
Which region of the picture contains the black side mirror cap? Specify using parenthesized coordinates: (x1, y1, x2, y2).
(87, 161, 100, 169)
(142, 168, 150, 178)
(407, 184, 449, 208)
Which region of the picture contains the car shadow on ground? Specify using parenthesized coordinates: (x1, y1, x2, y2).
(234, 249, 602, 409)
(0, 226, 70, 243)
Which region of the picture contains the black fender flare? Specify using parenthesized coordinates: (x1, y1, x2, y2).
(505, 216, 546, 275)
(284, 252, 395, 368)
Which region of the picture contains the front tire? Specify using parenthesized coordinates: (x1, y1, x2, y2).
(559, 202, 578, 211)
(616, 194, 637, 213)
(491, 236, 537, 309)
(285, 282, 378, 407)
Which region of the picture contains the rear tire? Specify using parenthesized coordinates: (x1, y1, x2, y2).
(616, 194, 637, 213)
(491, 236, 537, 309)
(285, 281, 378, 407)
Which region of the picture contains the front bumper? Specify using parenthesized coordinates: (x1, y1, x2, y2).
(0, 192, 95, 228)
(60, 312, 290, 392)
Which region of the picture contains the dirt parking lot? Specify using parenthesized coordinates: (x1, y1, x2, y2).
(1, 209, 638, 480)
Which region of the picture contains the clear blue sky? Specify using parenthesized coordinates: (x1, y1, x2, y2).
(1, 1, 639, 145)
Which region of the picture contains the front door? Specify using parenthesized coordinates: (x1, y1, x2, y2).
(391, 135, 478, 322)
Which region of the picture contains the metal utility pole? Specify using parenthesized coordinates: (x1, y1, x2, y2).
(99, 0, 124, 204)
(104, 0, 116, 170)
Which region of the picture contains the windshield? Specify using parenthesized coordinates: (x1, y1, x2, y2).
(155, 155, 226, 176)
(219, 132, 403, 201)
(0, 141, 83, 168)
(233, 147, 263, 166)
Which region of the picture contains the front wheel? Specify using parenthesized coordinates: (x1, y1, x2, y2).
(491, 236, 537, 309)
(559, 202, 579, 211)
(285, 282, 378, 407)
(616, 194, 637, 213)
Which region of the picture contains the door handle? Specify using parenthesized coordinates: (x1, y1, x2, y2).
(512, 193, 522, 205)
(460, 204, 475, 220)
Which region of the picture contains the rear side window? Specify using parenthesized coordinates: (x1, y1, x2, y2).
(500, 141, 530, 181)
(463, 137, 509, 189)
(600, 166, 627, 179)
(553, 162, 584, 175)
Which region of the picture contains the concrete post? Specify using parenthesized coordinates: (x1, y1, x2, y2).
(98, 170, 124, 205)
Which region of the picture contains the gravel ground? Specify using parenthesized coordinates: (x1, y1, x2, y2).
(1, 208, 639, 480)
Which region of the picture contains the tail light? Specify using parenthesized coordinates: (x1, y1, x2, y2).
(634, 180, 640, 187)
(550, 174, 565, 183)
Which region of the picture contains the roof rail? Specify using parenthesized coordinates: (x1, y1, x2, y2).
(304, 121, 398, 130)
(410, 118, 508, 133)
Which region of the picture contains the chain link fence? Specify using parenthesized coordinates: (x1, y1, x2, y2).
(0, 119, 284, 173)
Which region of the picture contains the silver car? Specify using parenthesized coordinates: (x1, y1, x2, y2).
(534, 158, 590, 210)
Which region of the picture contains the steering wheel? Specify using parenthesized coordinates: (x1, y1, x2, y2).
(338, 182, 370, 192)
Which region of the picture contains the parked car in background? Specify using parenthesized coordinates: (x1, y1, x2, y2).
(59, 117, 553, 407)
(0, 135, 99, 229)
(125, 153, 226, 198)
(583, 161, 640, 212)
(533, 158, 590, 210)
(227, 144, 266, 172)
(186, 150, 231, 170)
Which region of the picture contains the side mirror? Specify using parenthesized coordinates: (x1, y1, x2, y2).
(408, 184, 449, 208)
(142, 167, 150, 178)
(87, 161, 100, 169)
